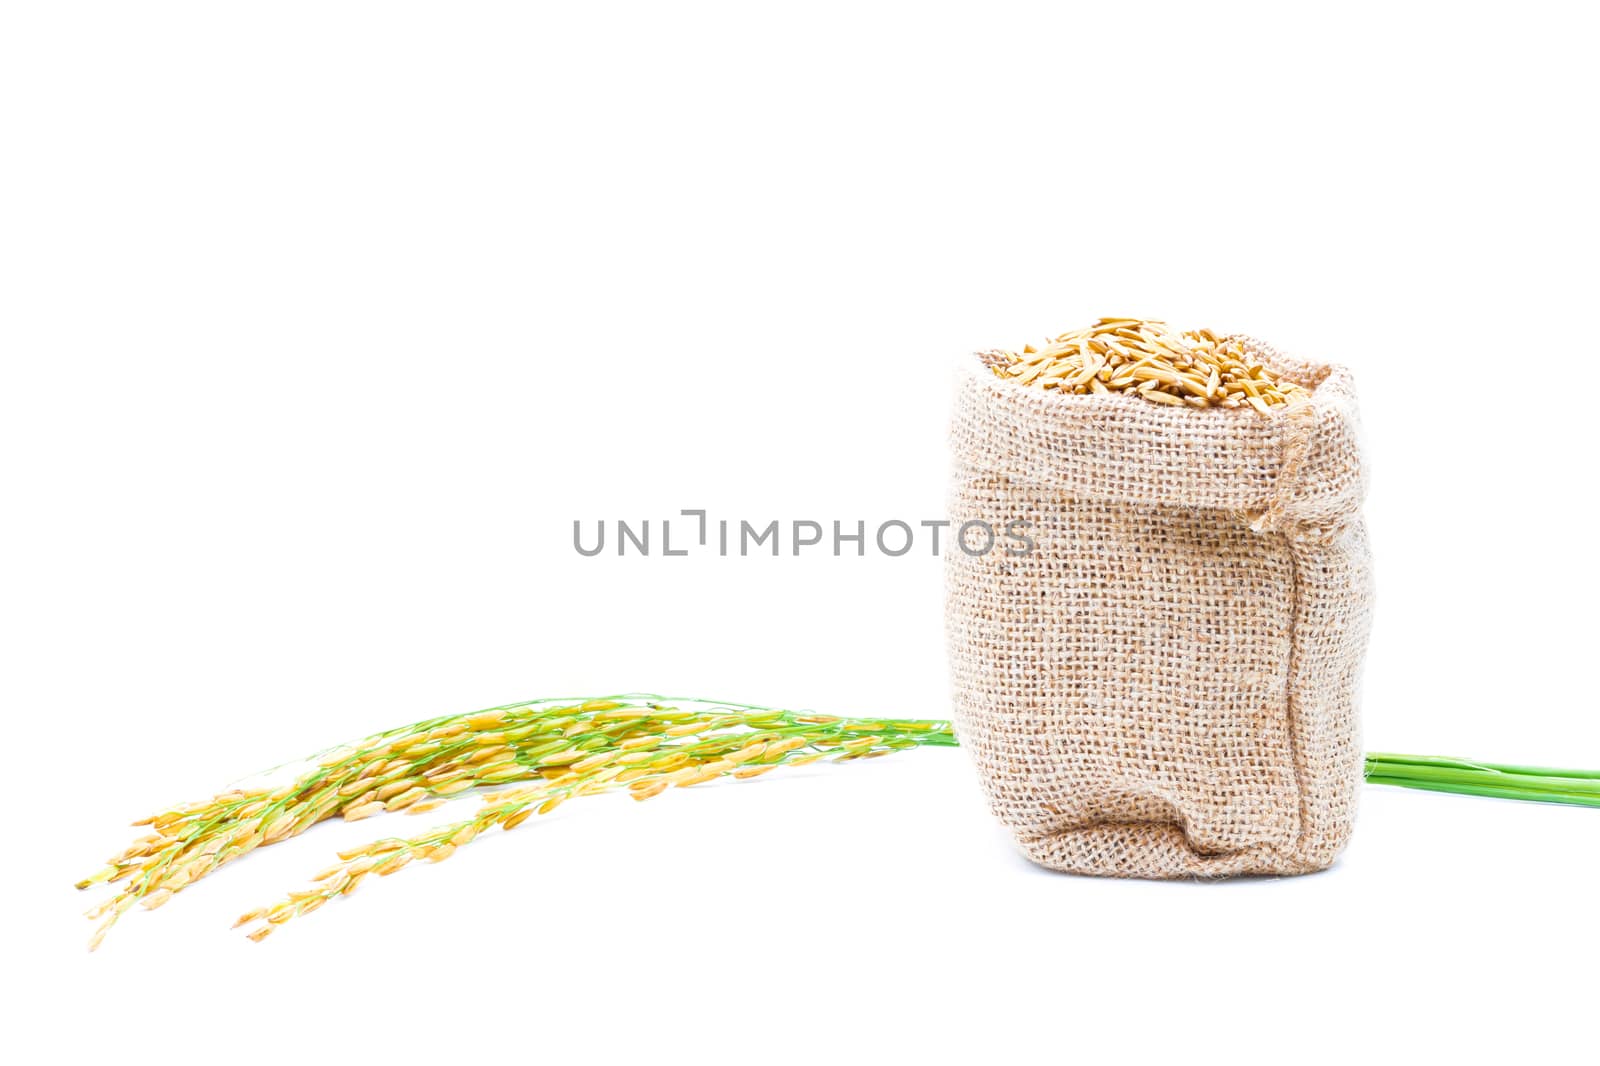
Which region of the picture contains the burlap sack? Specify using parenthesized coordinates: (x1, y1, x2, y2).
(946, 338, 1372, 878)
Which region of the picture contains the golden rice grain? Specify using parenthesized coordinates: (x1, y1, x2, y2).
(374, 779, 420, 802)
(630, 780, 670, 801)
(374, 853, 410, 876)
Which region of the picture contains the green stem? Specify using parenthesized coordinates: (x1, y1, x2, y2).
(1364, 748, 1600, 807)
(1367, 752, 1600, 780)
(1363, 774, 1600, 810)
(1363, 759, 1600, 796)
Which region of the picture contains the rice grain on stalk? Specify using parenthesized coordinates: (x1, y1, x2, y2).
(76, 695, 957, 948)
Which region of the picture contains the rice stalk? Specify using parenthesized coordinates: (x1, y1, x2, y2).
(1364, 753, 1600, 810)
(75, 694, 1595, 949)
(76, 695, 956, 948)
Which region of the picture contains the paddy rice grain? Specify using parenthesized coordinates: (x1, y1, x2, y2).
(990, 317, 1311, 414)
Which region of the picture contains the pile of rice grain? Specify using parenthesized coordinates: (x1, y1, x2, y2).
(991, 317, 1311, 415)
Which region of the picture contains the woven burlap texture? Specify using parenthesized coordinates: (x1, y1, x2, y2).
(947, 338, 1372, 878)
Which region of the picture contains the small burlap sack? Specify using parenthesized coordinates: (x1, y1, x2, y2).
(946, 338, 1373, 878)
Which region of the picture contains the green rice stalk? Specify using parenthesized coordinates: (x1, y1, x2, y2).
(77, 694, 956, 948)
(1364, 753, 1600, 809)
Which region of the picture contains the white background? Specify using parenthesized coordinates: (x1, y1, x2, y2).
(5, 2, 1597, 1061)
